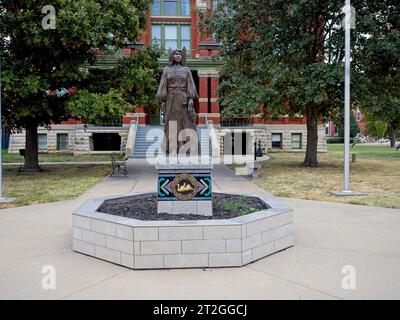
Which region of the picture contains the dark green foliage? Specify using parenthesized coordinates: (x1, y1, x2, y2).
(327, 137, 345, 144)
(67, 89, 131, 126)
(200, 0, 399, 164)
(200, 0, 348, 167)
(354, 1, 400, 147)
(337, 111, 360, 139)
(221, 196, 259, 216)
(69, 47, 161, 125)
(0, 0, 152, 169)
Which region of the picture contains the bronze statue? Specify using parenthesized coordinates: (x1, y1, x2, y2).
(156, 48, 199, 156)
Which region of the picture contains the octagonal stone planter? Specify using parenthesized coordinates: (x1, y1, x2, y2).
(72, 192, 294, 269)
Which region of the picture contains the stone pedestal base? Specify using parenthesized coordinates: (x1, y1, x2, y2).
(156, 157, 213, 216)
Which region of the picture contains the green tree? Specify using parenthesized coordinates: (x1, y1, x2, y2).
(374, 120, 388, 142)
(337, 111, 359, 139)
(68, 89, 131, 126)
(354, 1, 400, 148)
(68, 47, 161, 125)
(200, 0, 388, 167)
(0, 0, 151, 170)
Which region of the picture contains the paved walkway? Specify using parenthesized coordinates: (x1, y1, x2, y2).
(0, 159, 399, 300)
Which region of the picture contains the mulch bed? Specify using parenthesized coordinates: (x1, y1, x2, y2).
(97, 193, 269, 221)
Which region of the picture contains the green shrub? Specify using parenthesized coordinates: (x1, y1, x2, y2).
(327, 137, 344, 144)
(327, 137, 359, 144)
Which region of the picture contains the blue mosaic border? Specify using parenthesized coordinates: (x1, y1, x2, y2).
(158, 173, 212, 201)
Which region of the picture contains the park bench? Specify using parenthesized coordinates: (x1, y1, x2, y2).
(110, 153, 128, 177)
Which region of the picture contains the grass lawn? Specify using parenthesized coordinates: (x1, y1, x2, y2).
(2, 150, 124, 163)
(327, 143, 400, 159)
(0, 165, 110, 209)
(253, 144, 400, 209)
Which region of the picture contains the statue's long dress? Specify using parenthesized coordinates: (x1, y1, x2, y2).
(156, 64, 199, 156)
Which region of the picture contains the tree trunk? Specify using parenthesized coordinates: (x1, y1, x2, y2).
(389, 126, 397, 148)
(23, 123, 40, 171)
(303, 106, 319, 167)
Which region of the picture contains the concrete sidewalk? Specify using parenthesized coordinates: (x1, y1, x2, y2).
(0, 159, 399, 300)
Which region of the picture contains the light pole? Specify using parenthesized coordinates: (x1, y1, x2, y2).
(330, 0, 366, 197)
(0, 49, 16, 203)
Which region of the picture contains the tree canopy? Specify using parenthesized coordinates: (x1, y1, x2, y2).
(354, 1, 400, 147)
(0, 0, 152, 169)
(200, 0, 399, 165)
(68, 47, 161, 126)
(200, 0, 349, 167)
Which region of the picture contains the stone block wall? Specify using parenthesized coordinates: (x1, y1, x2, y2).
(263, 124, 327, 153)
(72, 193, 295, 269)
(45, 125, 76, 153)
(119, 131, 128, 154)
(9, 123, 327, 155)
(74, 127, 92, 155)
(214, 124, 327, 156)
(8, 124, 129, 155)
(72, 212, 295, 269)
(8, 125, 76, 154)
(8, 132, 25, 154)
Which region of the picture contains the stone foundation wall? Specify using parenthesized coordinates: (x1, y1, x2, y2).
(8, 132, 25, 154)
(8, 125, 76, 154)
(264, 124, 327, 153)
(8, 124, 129, 155)
(9, 123, 327, 155)
(214, 124, 327, 155)
(74, 127, 92, 155)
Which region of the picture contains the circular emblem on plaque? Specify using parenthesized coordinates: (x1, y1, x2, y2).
(172, 174, 198, 201)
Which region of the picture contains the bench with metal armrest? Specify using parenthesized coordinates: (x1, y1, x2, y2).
(110, 153, 128, 177)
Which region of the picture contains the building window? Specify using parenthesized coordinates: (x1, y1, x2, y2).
(164, 0, 177, 16)
(181, 0, 190, 16)
(38, 134, 47, 150)
(356, 111, 361, 122)
(152, 0, 190, 16)
(271, 133, 282, 149)
(181, 25, 191, 50)
(151, 24, 191, 52)
(151, 25, 161, 47)
(165, 25, 178, 51)
(291, 133, 302, 150)
(57, 133, 69, 150)
(152, 0, 161, 15)
(334, 126, 339, 136)
(325, 124, 329, 136)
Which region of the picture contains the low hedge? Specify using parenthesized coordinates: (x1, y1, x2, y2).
(327, 137, 344, 144)
(327, 137, 357, 144)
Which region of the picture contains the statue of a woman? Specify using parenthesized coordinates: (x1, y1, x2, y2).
(156, 48, 199, 156)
